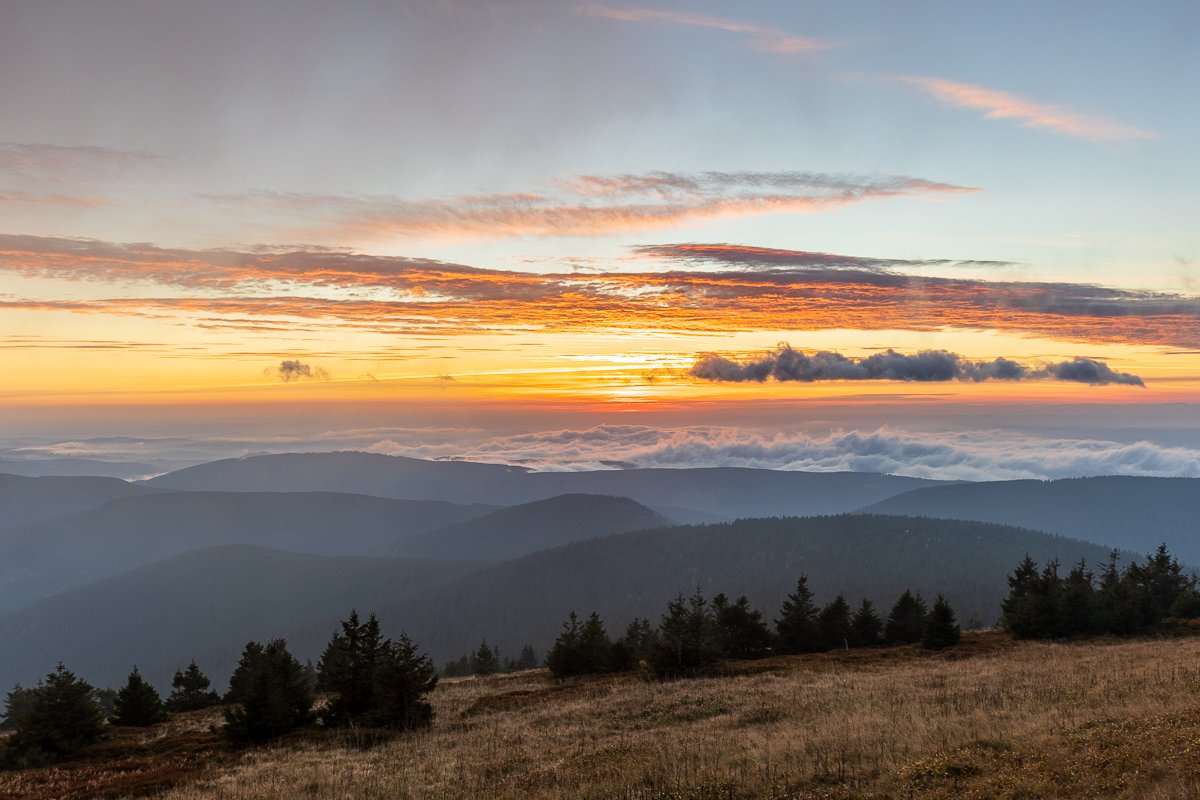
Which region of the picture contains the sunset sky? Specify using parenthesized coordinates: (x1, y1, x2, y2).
(2, 1, 1198, 477)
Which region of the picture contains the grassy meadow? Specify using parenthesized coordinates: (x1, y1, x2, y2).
(7, 632, 1200, 799)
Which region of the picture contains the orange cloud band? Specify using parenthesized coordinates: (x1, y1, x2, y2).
(1, 237, 1196, 348)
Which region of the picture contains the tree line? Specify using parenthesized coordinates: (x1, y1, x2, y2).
(1001, 544, 1200, 639)
(545, 579, 962, 679)
(0, 574, 964, 769)
(1, 609, 436, 768)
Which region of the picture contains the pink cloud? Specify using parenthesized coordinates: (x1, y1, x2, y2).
(579, 4, 831, 54)
(896, 76, 1157, 142)
(212, 171, 976, 241)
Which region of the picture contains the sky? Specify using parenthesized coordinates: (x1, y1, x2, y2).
(1, 1, 1198, 477)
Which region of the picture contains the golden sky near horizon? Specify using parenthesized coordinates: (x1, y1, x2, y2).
(1, 2, 1198, 419)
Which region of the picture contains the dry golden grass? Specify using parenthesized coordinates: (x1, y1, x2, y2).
(0, 707, 230, 800)
(143, 632, 1200, 800)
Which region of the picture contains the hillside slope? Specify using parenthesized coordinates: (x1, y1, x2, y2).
(0, 490, 491, 613)
(145, 451, 954, 518)
(295, 514, 1122, 664)
(0, 545, 481, 691)
(0, 514, 1118, 696)
(399, 494, 668, 561)
(0, 473, 159, 529)
(864, 476, 1200, 563)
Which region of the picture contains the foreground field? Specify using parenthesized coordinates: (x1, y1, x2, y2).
(8, 632, 1200, 799)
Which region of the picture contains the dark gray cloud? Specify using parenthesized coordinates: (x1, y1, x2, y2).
(690, 345, 1144, 386)
(1038, 357, 1145, 386)
(273, 360, 329, 382)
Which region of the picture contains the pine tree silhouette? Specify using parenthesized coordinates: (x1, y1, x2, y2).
(113, 666, 167, 726)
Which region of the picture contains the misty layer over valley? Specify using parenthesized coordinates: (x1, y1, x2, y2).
(2, 451, 1197, 694)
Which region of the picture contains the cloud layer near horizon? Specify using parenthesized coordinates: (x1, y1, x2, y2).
(2, 236, 1197, 349)
(5, 424, 1199, 482)
(364, 424, 1200, 481)
(691, 344, 1145, 386)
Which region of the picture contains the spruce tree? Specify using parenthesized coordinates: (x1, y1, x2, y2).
(167, 660, 220, 712)
(318, 610, 387, 725)
(514, 644, 539, 671)
(2, 664, 107, 768)
(546, 612, 583, 678)
(471, 640, 500, 676)
(1134, 544, 1190, 625)
(1001, 554, 1041, 638)
(775, 575, 823, 653)
(713, 594, 772, 660)
(1092, 550, 1141, 635)
(1057, 559, 1096, 636)
(441, 655, 471, 677)
(223, 639, 313, 744)
(850, 599, 883, 646)
(884, 590, 927, 644)
(370, 633, 438, 730)
(921, 594, 961, 649)
(112, 667, 167, 727)
(577, 612, 615, 674)
(650, 589, 722, 678)
(1, 685, 38, 732)
(226, 640, 266, 703)
(817, 595, 853, 651)
(612, 617, 656, 671)
(1030, 559, 1064, 637)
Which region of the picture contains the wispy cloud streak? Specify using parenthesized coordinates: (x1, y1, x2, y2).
(895, 76, 1157, 142)
(0, 142, 159, 177)
(210, 170, 973, 240)
(636, 243, 1013, 272)
(578, 4, 831, 54)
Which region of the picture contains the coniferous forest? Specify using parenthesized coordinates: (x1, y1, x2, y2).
(8, 541, 1197, 772)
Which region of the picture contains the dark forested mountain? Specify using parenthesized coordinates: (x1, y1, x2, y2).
(399, 494, 668, 561)
(863, 476, 1200, 564)
(0, 473, 160, 529)
(0, 513, 1113, 695)
(145, 451, 953, 518)
(0, 513, 1120, 694)
(0, 491, 492, 613)
(373, 515, 1121, 664)
(0, 545, 482, 691)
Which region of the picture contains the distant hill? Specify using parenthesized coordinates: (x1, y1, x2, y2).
(863, 476, 1200, 564)
(371, 514, 1123, 664)
(0, 490, 492, 613)
(145, 451, 531, 500)
(145, 451, 953, 519)
(0, 545, 481, 691)
(0, 514, 1116, 694)
(399, 494, 669, 561)
(0, 458, 160, 480)
(0, 473, 159, 529)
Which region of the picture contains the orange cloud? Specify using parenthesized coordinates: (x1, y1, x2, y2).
(895, 76, 1157, 142)
(578, 4, 831, 54)
(2, 237, 1197, 349)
